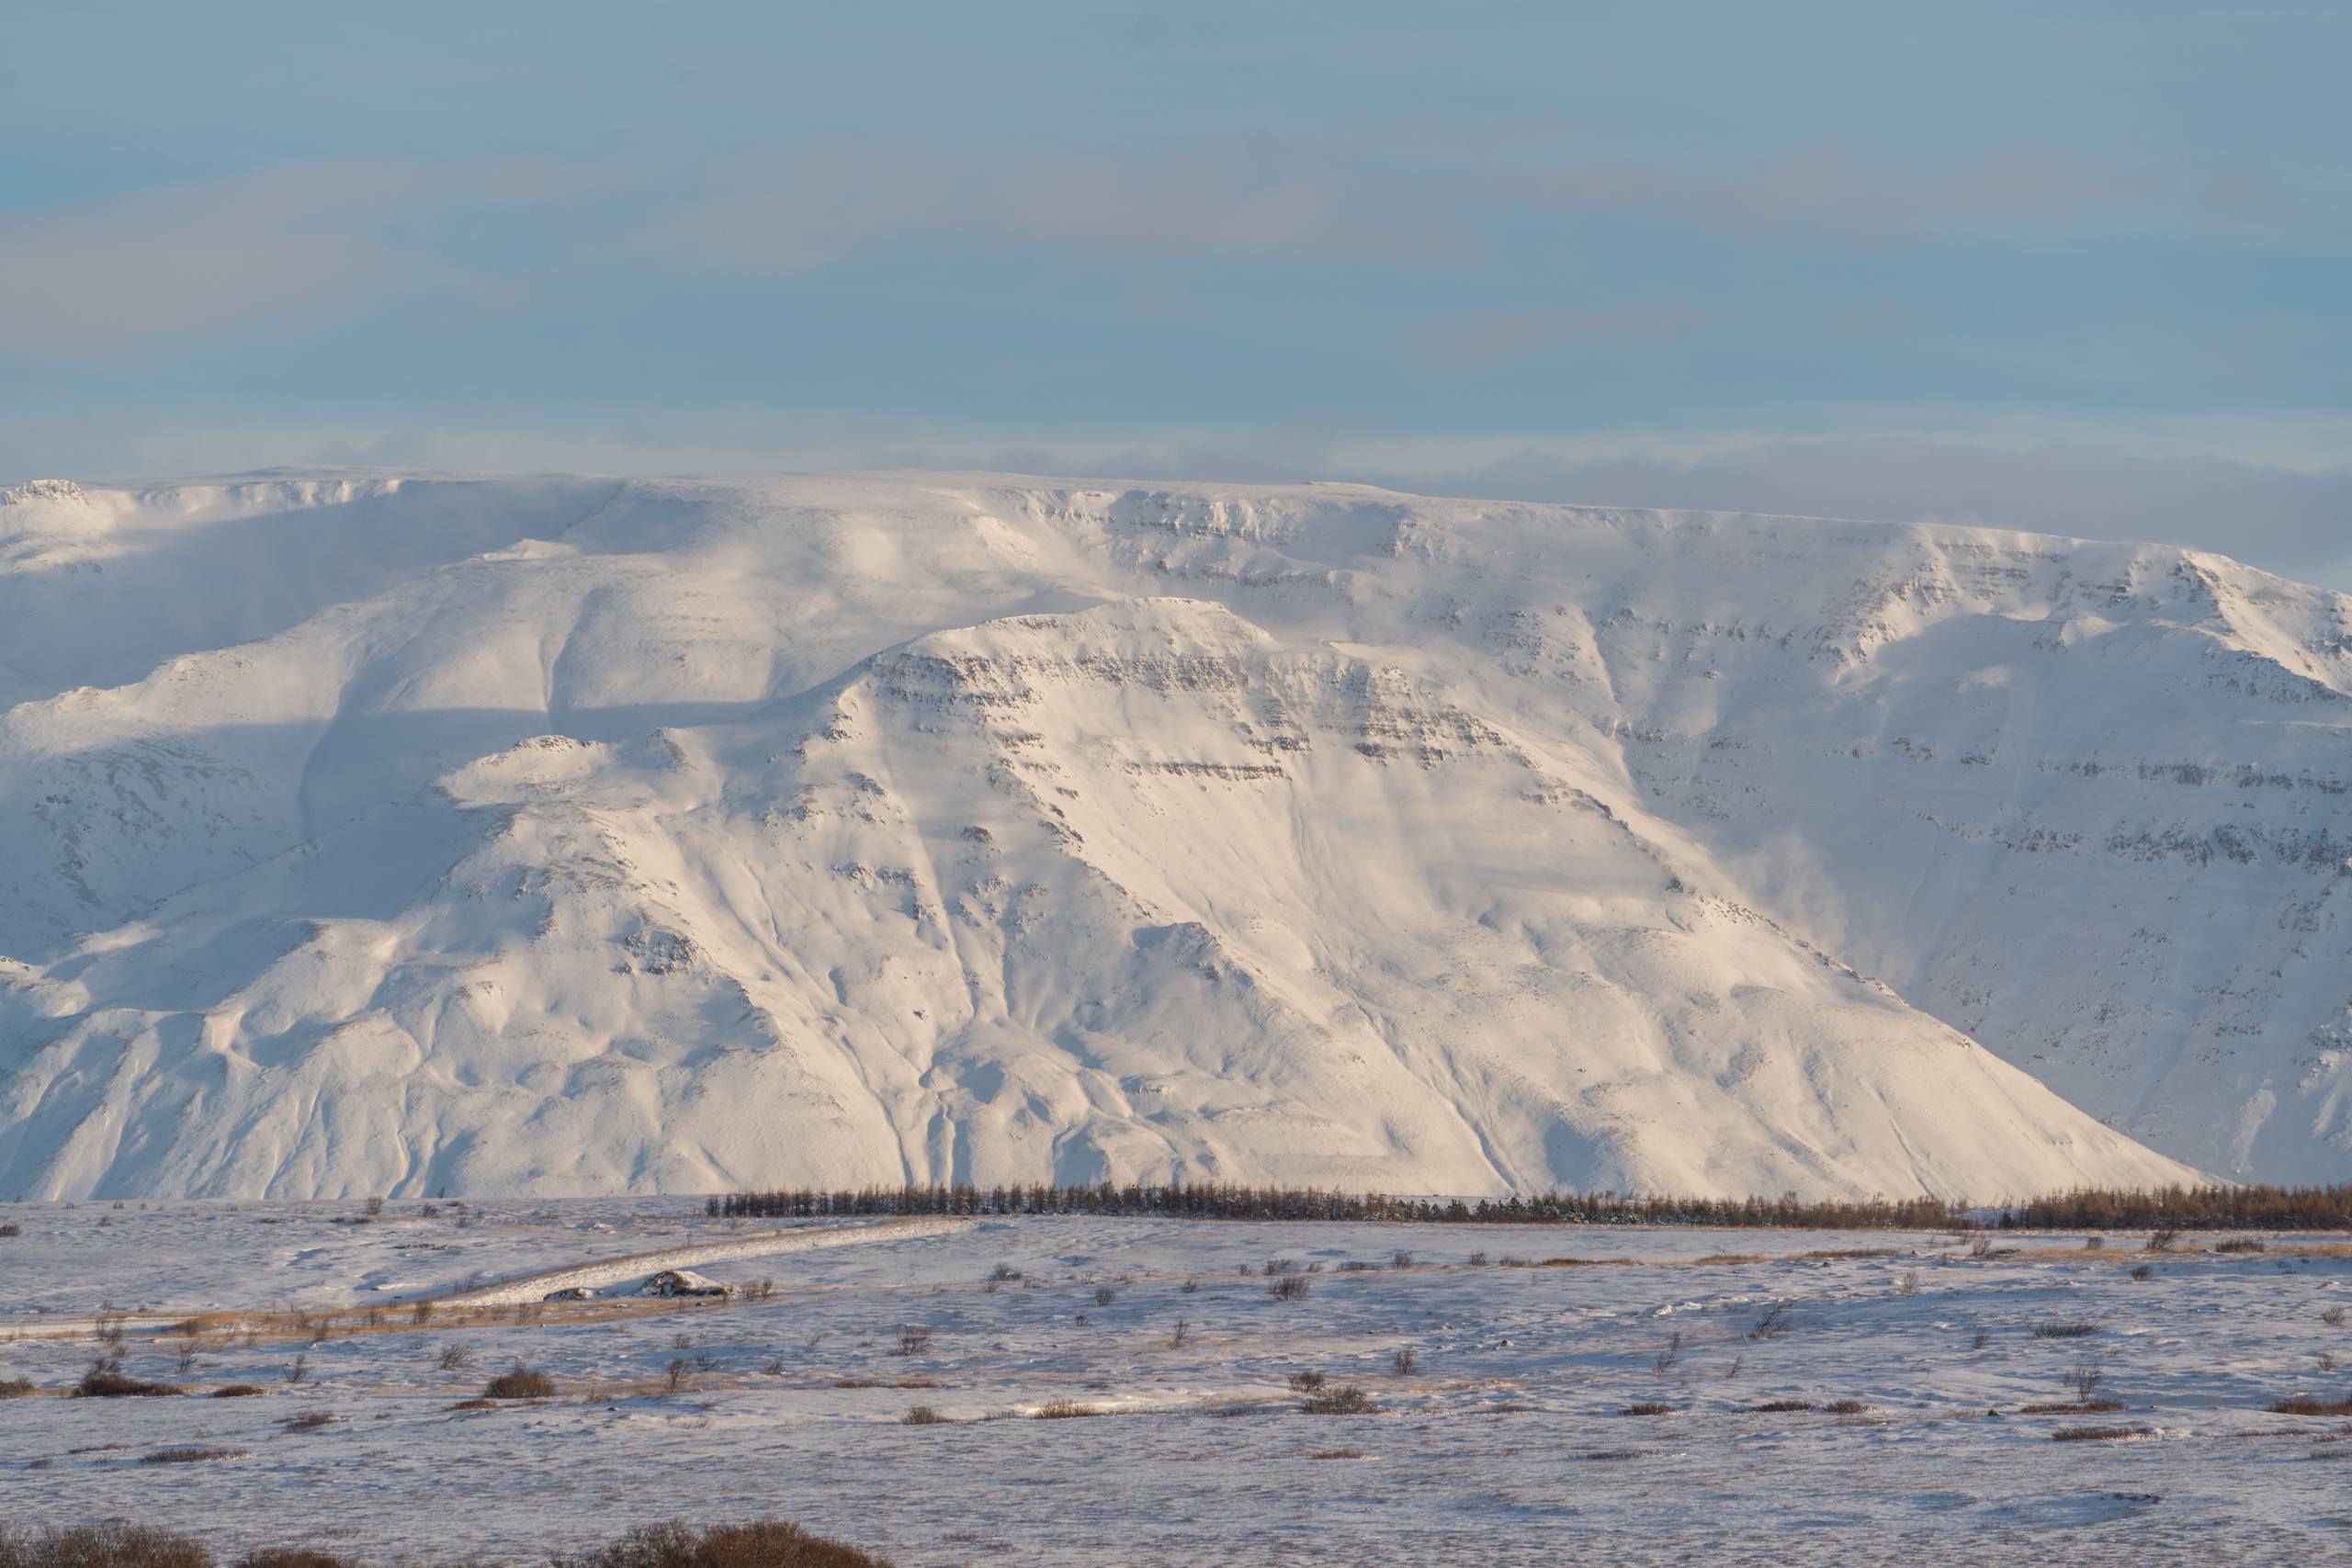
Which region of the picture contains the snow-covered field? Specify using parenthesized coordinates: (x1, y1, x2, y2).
(5, 1200, 2350, 1563)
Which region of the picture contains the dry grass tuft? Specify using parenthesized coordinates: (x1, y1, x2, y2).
(210, 1383, 266, 1398)
(2019, 1400, 2125, 1415)
(1300, 1385, 1376, 1415)
(141, 1446, 250, 1464)
(900, 1405, 949, 1425)
(2052, 1425, 2153, 1442)
(0, 1524, 216, 1567)
(1033, 1399, 1105, 1419)
(1620, 1401, 1677, 1416)
(483, 1363, 556, 1400)
(1750, 1398, 1814, 1413)
(2268, 1394, 2352, 1416)
(2029, 1321, 2099, 1340)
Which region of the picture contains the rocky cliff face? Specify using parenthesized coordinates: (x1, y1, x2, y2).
(3, 470, 2341, 1197)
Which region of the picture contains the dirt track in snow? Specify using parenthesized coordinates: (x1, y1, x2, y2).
(438, 1215, 972, 1304)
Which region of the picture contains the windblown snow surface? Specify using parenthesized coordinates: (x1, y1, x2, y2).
(2, 470, 2346, 1200)
(5, 1201, 2352, 1565)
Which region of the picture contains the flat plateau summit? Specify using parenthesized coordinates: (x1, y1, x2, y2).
(4, 469, 2347, 1199)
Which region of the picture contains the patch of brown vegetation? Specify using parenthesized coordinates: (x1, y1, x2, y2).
(74, 1366, 182, 1398)
(551, 1518, 889, 1568)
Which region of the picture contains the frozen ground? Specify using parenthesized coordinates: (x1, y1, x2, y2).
(5, 1202, 2352, 1563)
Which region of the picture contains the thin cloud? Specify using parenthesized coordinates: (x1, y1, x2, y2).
(1400, 302, 1714, 378)
(1500, 137, 2339, 251)
(0, 166, 410, 351)
(598, 140, 1473, 276)
(0, 159, 574, 355)
(2, 133, 2334, 359)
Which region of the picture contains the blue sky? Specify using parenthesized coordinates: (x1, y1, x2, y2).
(5, 3, 2347, 582)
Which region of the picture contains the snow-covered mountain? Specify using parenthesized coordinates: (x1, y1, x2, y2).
(2, 469, 2343, 1200)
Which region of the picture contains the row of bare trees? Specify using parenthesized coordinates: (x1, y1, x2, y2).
(712, 1179, 2352, 1231)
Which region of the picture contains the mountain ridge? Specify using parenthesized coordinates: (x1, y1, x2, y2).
(3, 470, 2346, 1198)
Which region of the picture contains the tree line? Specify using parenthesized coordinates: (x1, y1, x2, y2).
(1998, 1182, 2352, 1232)
(710, 1179, 2352, 1231)
(714, 1181, 1958, 1229)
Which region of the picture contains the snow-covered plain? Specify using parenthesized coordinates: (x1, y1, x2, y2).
(4, 470, 2350, 1199)
(4, 1201, 2351, 1564)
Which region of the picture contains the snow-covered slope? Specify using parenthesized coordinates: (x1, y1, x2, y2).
(3, 470, 2343, 1199)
